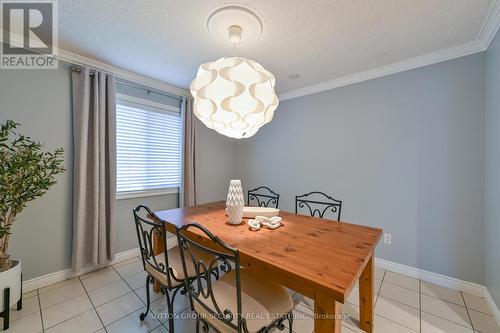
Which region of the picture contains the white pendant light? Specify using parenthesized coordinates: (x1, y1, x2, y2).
(190, 6, 279, 139)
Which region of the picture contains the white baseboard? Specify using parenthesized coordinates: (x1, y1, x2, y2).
(375, 258, 485, 296)
(22, 247, 141, 292)
(484, 288, 500, 328)
(375, 257, 500, 324)
(22, 241, 179, 293)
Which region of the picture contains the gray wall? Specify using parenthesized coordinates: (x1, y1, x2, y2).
(0, 47, 492, 288)
(196, 124, 236, 204)
(234, 54, 485, 284)
(485, 30, 500, 307)
(0, 63, 74, 280)
(0, 64, 234, 280)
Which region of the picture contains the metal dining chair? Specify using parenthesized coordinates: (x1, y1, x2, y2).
(247, 186, 280, 208)
(295, 191, 342, 221)
(132, 205, 214, 332)
(176, 223, 294, 333)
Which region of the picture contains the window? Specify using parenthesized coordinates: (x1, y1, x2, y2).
(116, 94, 182, 198)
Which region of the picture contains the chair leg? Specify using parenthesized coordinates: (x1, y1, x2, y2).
(183, 278, 194, 311)
(165, 289, 175, 333)
(140, 275, 152, 321)
(1, 287, 10, 331)
(288, 312, 293, 333)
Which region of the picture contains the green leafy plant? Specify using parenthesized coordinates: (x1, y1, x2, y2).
(0, 120, 65, 271)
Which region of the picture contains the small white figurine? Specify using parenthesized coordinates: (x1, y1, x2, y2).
(248, 216, 282, 231)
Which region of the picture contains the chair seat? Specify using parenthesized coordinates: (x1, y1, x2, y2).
(145, 245, 213, 287)
(193, 269, 294, 333)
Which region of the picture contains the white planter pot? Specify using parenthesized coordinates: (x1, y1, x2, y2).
(0, 260, 21, 313)
(226, 180, 245, 225)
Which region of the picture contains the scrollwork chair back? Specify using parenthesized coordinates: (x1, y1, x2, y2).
(247, 186, 280, 208)
(176, 223, 246, 332)
(133, 205, 176, 288)
(295, 191, 342, 221)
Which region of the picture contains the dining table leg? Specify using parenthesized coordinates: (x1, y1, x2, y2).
(359, 255, 375, 332)
(314, 293, 342, 332)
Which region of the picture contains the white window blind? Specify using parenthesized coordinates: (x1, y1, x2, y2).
(116, 97, 182, 195)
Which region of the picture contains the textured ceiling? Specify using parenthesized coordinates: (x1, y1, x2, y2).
(58, 0, 493, 94)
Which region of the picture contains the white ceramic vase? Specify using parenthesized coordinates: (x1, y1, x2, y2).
(0, 260, 21, 313)
(226, 180, 245, 225)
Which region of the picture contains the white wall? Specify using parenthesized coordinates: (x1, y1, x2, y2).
(234, 54, 485, 284)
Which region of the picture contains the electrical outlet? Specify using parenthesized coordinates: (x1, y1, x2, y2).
(384, 233, 392, 245)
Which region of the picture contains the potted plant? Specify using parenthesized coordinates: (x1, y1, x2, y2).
(0, 120, 64, 329)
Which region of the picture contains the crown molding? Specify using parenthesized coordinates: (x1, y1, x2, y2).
(0, 30, 189, 97)
(279, 0, 500, 102)
(477, 0, 500, 49)
(279, 41, 485, 101)
(58, 48, 189, 97)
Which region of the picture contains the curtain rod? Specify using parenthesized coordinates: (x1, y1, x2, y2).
(69, 64, 185, 100)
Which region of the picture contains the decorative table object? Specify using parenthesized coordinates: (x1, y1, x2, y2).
(242, 206, 280, 218)
(226, 180, 245, 225)
(248, 216, 283, 231)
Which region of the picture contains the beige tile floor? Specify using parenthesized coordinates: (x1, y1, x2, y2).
(2, 256, 499, 333)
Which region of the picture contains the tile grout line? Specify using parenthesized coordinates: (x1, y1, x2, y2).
(370, 281, 416, 332)
(110, 265, 148, 307)
(373, 271, 476, 333)
(382, 278, 420, 293)
(461, 293, 497, 317)
(96, 290, 143, 329)
(375, 289, 420, 311)
(8, 293, 38, 324)
(461, 291, 476, 332)
(383, 276, 475, 313)
(95, 266, 146, 329)
(78, 275, 108, 333)
(15, 258, 146, 333)
(115, 258, 193, 323)
(349, 270, 420, 333)
(373, 269, 386, 308)
(38, 278, 81, 296)
(41, 276, 136, 318)
(419, 303, 478, 330)
(38, 283, 100, 331)
(419, 279, 422, 333)
(368, 310, 419, 332)
(37, 282, 91, 312)
(37, 289, 45, 333)
(82, 272, 124, 291)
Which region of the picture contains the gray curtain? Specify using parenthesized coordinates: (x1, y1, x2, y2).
(71, 67, 117, 270)
(181, 97, 197, 207)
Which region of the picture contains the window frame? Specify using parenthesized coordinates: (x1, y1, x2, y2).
(115, 93, 182, 200)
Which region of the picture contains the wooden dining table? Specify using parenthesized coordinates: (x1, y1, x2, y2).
(153, 201, 382, 333)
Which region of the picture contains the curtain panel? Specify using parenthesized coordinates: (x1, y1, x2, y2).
(71, 67, 117, 270)
(181, 97, 197, 207)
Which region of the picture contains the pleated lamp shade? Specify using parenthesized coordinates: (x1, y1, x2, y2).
(190, 57, 279, 139)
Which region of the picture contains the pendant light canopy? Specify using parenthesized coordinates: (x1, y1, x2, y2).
(190, 6, 279, 139)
